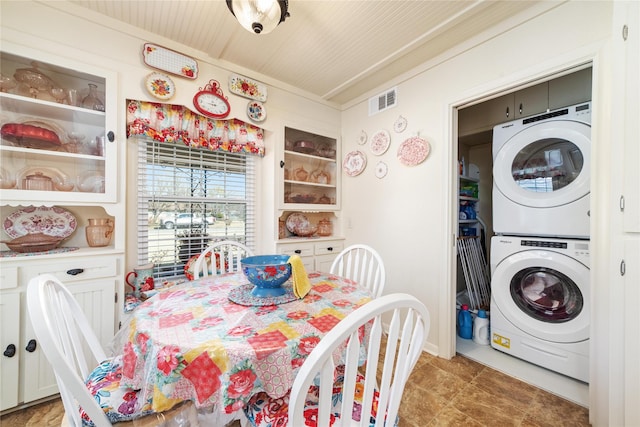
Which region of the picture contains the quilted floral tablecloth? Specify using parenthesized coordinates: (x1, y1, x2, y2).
(119, 271, 372, 417)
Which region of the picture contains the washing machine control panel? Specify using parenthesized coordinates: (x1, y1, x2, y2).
(518, 238, 590, 265)
(520, 240, 567, 249)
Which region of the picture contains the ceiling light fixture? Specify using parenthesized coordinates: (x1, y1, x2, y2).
(226, 0, 289, 34)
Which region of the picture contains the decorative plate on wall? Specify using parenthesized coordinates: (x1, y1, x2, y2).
(398, 136, 430, 166)
(375, 161, 388, 179)
(358, 130, 367, 145)
(394, 115, 408, 133)
(247, 101, 266, 122)
(145, 72, 175, 100)
(142, 43, 198, 79)
(229, 74, 267, 101)
(343, 150, 367, 177)
(370, 129, 391, 155)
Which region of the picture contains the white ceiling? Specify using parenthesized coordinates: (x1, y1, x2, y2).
(65, 0, 544, 106)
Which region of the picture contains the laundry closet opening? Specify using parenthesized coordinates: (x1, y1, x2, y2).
(453, 64, 592, 407)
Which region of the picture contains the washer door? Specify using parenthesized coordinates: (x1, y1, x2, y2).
(493, 120, 590, 208)
(492, 249, 589, 343)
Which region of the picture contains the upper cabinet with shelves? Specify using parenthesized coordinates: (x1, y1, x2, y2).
(0, 48, 117, 205)
(459, 67, 592, 136)
(280, 126, 340, 210)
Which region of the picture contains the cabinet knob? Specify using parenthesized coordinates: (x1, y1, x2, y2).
(3, 344, 16, 357)
(279, 160, 285, 168)
(25, 339, 37, 353)
(66, 268, 84, 276)
(519, 103, 523, 115)
(506, 107, 510, 118)
(327, 247, 333, 251)
(294, 249, 302, 254)
(107, 131, 115, 142)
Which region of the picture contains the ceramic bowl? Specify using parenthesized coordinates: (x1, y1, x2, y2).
(241, 255, 292, 297)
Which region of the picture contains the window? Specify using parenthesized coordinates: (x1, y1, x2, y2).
(137, 139, 255, 279)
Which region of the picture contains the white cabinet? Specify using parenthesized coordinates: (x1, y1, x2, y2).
(0, 43, 123, 411)
(277, 239, 344, 273)
(280, 126, 340, 210)
(0, 293, 20, 411)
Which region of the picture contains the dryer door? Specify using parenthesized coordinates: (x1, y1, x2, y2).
(493, 120, 590, 208)
(492, 249, 589, 343)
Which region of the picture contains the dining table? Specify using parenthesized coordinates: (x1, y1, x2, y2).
(117, 270, 373, 424)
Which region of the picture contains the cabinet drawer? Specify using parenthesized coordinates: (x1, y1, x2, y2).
(314, 242, 343, 256)
(20, 257, 118, 284)
(278, 245, 314, 257)
(0, 266, 18, 289)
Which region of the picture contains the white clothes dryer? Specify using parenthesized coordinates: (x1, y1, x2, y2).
(490, 235, 589, 383)
(492, 102, 591, 238)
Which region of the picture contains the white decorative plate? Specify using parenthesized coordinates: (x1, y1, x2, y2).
(285, 212, 310, 234)
(358, 130, 367, 145)
(143, 43, 198, 79)
(342, 150, 367, 177)
(247, 101, 266, 122)
(3, 206, 77, 239)
(394, 116, 407, 133)
(370, 130, 391, 156)
(375, 161, 388, 179)
(145, 72, 175, 100)
(229, 73, 267, 101)
(398, 136, 430, 166)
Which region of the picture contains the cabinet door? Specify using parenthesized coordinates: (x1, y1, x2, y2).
(314, 241, 344, 274)
(0, 44, 118, 205)
(0, 293, 20, 411)
(548, 67, 593, 111)
(21, 278, 115, 404)
(459, 93, 514, 135)
(514, 82, 549, 118)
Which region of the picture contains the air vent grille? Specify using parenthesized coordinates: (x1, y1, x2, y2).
(368, 87, 397, 116)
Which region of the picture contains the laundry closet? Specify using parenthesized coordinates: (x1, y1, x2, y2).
(455, 66, 592, 406)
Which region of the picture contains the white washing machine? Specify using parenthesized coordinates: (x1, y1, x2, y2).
(492, 102, 591, 238)
(490, 235, 589, 383)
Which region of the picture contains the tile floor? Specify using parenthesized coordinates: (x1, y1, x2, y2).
(0, 353, 589, 426)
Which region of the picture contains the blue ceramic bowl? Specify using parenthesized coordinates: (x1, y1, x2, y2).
(241, 255, 292, 297)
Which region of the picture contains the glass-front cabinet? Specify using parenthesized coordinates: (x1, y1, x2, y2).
(0, 49, 117, 203)
(280, 126, 339, 210)
(0, 43, 122, 412)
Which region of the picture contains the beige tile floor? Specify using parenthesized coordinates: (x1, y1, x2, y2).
(0, 353, 589, 426)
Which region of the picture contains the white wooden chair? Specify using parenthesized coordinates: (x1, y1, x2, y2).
(192, 240, 254, 279)
(330, 244, 386, 298)
(26, 274, 199, 427)
(243, 293, 430, 427)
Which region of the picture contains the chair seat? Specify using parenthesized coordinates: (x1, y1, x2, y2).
(81, 355, 153, 425)
(243, 365, 393, 427)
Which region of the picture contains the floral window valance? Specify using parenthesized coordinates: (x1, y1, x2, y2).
(126, 100, 265, 157)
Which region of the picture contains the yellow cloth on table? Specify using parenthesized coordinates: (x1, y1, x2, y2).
(288, 254, 311, 298)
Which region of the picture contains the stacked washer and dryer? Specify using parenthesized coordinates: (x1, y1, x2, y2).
(490, 102, 591, 383)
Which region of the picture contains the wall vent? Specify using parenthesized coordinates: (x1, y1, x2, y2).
(368, 87, 397, 116)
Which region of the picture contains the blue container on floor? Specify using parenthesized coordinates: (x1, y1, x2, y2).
(457, 304, 473, 339)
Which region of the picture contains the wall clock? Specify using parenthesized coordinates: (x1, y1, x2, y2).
(193, 79, 230, 118)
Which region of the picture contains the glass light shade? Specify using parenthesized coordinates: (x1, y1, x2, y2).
(229, 0, 283, 34)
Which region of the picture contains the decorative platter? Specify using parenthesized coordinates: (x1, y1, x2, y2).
(228, 283, 297, 306)
(358, 130, 367, 145)
(145, 72, 175, 100)
(342, 150, 367, 177)
(370, 130, 391, 156)
(247, 100, 266, 122)
(3, 206, 77, 239)
(398, 136, 430, 166)
(229, 74, 267, 102)
(394, 115, 408, 133)
(1, 122, 62, 150)
(143, 43, 198, 79)
(375, 161, 388, 179)
(285, 212, 311, 234)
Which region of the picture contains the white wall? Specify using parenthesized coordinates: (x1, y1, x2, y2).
(340, 0, 611, 359)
